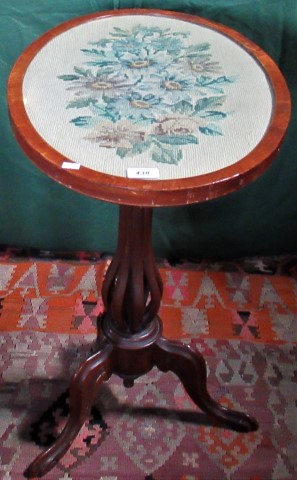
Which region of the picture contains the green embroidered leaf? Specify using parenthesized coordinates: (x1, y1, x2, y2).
(152, 145, 182, 165)
(117, 141, 152, 158)
(197, 76, 233, 87)
(194, 96, 226, 113)
(116, 147, 129, 158)
(143, 94, 156, 101)
(110, 29, 130, 38)
(187, 42, 210, 52)
(90, 103, 120, 122)
(213, 75, 234, 84)
(85, 61, 116, 67)
(105, 107, 121, 123)
(196, 75, 212, 86)
(113, 27, 129, 33)
(102, 94, 117, 104)
(81, 48, 102, 55)
(70, 116, 93, 127)
(200, 110, 227, 119)
(73, 66, 90, 77)
(89, 39, 112, 48)
(153, 134, 198, 146)
(199, 125, 223, 136)
(66, 98, 97, 109)
(172, 100, 193, 114)
(137, 114, 157, 125)
(131, 141, 152, 155)
(97, 68, 114, 75)
(196, 76, 234, 94)
(57, 74, 80, 81)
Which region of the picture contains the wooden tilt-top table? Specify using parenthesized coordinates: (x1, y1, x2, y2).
(8, 9, 290, 478)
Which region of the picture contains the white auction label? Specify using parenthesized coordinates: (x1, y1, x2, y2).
(62, 161, 81, 170)
(127, 168, 160, 179)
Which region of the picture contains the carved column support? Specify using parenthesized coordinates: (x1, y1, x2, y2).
(102, 206, 163, 334)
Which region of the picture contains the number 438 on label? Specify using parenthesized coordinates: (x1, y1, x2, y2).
(127, 168, 160, 179)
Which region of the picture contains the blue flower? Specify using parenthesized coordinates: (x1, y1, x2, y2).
(59, 70, 138, 104)
(159, 73, 193, 91)
(112, 91, 166, 123)
(118, 49, 173, 74)
(129, 92, 161, 108)
(109, 37, 144, 56)
(177, 54, 222, 76)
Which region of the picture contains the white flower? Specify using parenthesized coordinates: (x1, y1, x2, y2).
(86, 120, 147, 149)
(154, 117, 201, 136)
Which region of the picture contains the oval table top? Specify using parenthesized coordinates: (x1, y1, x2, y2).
(8, 9, 291, 206)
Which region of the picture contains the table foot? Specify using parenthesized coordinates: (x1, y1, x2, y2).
(24, 330, 258, 478)
(154, 336, 258, 432)
(24, 343, 114, 479)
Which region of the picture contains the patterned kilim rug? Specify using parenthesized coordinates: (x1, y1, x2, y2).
(0, 255, 297, 479)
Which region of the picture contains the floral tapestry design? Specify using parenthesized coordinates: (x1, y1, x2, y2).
(58, 24, 235, 165)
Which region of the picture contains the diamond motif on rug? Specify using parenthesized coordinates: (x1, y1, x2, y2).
(232, 310, 260, 340)
(215, 341, 259, 386)
(18, 297, 48, 329)
(194, 395, 262, 476)
(72, 299, 104, 333)
(112, 384, 186, 474)
(181, 307, 209, 335)
(226, 273, 251, 307)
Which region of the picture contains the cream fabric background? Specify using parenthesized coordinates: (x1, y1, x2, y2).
(23, 14, 273, 180)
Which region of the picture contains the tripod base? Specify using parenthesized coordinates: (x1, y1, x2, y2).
(24, 315, 258, 478)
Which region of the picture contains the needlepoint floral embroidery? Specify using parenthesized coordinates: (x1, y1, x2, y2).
(58, 24, 235, 165)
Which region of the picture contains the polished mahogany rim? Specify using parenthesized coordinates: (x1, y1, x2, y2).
(8, 8, 291, 207)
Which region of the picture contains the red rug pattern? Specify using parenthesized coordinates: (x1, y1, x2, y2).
(0, 259, 296, 479)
